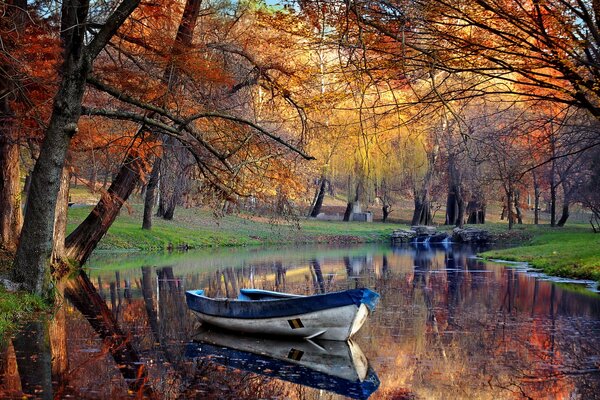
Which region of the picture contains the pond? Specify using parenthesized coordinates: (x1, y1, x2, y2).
(1, 243, 600, 399)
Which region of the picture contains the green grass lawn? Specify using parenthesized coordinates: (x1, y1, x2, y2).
(481, 225, 600, 281)
(66, 205, 409, 251)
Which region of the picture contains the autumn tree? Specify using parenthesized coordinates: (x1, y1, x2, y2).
(62, 1, 314, 267)
(12, 0, 141, 293)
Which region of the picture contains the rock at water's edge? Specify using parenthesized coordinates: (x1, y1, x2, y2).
(452, 227, 492, 243)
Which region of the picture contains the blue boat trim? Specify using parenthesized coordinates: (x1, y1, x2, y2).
(185, 342, 380, 400)
(185, 288, 380, 319)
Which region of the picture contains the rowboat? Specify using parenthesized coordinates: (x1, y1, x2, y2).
(185, 329, 380, 399)
(185, 288, 380, 341)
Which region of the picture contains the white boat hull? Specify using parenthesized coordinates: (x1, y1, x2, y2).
(192, 303, 370, 341)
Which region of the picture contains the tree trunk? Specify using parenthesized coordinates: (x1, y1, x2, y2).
(382, 204, 390, 222)
(507, 187, 514, 230)
(550, 164, 557, 227)
(156, 139, 186, 220)
(514, 189, 523, 224)
(445, 188, 457, 225)
(0, 0, 27, 252)
(557, 180, 571, 227)
(142, 158, 161, 230)
(532, 169, 541, 225)
(64, 154, 146, 266)
(411, 198, 423, 226)
(51, 167, 70, 263)
(0, 136, 22, 252)
(310, 260, 325, 293)
(343, 202, 353, 221)
(412, 197, 432, 226)
(309, 176, 327, 217)
(557, 204, 569, 227)
(13, 0, 141, 294)
(14, 59, 89, 292)
(413, 148, 437, 226)
(456, 188, 465, 228)
(446, 184, 464, 227)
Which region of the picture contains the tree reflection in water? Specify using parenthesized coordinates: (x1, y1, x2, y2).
(1, 244, 600, 399)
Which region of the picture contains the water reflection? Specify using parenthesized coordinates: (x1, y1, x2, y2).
(1, 244, 599, 399)
(186, 330, 379, 399)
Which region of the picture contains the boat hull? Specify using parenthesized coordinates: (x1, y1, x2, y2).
(191, 303, 368, 341)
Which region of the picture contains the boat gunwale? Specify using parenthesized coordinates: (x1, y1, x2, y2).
(185, 288, 379, 319)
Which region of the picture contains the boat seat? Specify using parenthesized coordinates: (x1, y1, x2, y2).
(238, 289, 305, 301)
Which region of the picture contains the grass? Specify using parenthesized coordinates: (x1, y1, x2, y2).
(0, 288, 46, 342)
(481, 225, 600, 281)
(0, 249, 48, 342)
(66, 205, 408, 250)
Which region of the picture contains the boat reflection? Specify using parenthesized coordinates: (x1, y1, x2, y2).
(186, 330, 380, 399)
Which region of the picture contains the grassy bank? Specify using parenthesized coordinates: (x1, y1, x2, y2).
(0, 288, 46, 342)
(0, 250, 47, 341)
(480, 225, 600, 282)
(66, 205, 408, 250)
(67, 206, 599, 282)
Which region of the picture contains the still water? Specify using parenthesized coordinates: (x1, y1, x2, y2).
(1, 244, 600, 399)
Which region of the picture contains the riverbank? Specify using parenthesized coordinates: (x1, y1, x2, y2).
(66, 206, 408, 250)
(480, 225, 600, 282)
(0, 249, 47, 340)
(67, 206, 599, 282)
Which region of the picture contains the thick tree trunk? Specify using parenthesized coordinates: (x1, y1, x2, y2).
(309, 176, 327, 217)
(64, 154, 146, 266)
(142, 158, 160, 230)
(14, 63, 89, 292)
(156, 139, 187, 220)
(466, 198, 486, 224)
(0, 136, 22, 251)
(445, 188, 457, 225)
(445, 184, 464, 227)
(412, 197, 432, 226)
(411, 199, 422, 226)
(0, 0, 26, 252)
